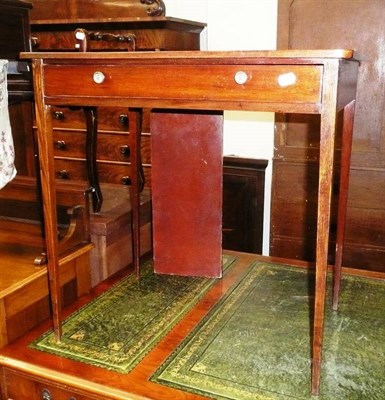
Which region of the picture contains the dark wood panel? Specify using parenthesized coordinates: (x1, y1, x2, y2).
(0, 0, 32, 60)
(222, 157, 267, 254)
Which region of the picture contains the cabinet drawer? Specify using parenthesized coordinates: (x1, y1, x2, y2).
(50, 106, 145, 132)
(54, 158, 152, 187)
(44, 64, 322, 106)
(52, 130, 151, 163)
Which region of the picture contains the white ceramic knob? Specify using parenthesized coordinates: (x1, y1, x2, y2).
(93, 71, 105, 84)
(234, 71, 248, 85)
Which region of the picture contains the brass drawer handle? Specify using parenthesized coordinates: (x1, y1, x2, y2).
(119, 114, 128, 125)
(41, 388, 52, 400)
(53, 110, 65, 120)
(121, 176, 131, 185)
(55, 140, 66, 150)
(58, 170, 69, 179)
(120, 145, 130, 156)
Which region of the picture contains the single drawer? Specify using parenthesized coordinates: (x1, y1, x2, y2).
(52, 130, 151, 163)
(44, 64, 322, 107)
(54, 158, 152, 187)
(49, 106, 132, 132)
(50, 106, 85, 129)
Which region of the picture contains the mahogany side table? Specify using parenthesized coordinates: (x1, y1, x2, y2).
(22, 49, 358, 395)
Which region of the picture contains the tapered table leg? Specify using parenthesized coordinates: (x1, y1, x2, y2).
(311, 61, 339, 395)
(333, 100, 356, 310)
(128, 108, 143, 278)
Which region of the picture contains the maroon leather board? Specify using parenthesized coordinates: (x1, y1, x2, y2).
(151, 111, 223, 277)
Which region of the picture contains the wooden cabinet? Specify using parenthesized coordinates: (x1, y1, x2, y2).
(222, 157, 268, 254)
(49, 106, 152, 187)
(25, 4, 205, 196)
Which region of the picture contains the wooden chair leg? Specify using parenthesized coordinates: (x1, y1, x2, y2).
(333, 100, 356, 310)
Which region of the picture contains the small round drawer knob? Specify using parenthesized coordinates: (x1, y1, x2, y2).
(234, 71, 248, 85)
(120, 145, 130, 156)
(53, 110, 65, 120)
(58, 170, 69, 179)
(119, 114, 128, 125)
(93, 71, 105, 84)
(55, 140, 66, 149)
(121, 176, 132, 185)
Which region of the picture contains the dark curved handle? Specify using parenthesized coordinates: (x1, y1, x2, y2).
(89, 32, 136, 47)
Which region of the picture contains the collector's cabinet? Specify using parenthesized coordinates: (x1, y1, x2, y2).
(26, 0, 206, 192)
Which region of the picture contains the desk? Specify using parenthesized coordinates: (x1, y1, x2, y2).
(22, 50, 358, 395)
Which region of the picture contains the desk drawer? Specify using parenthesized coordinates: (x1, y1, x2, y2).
(53, 130, 131, 162)
(44, 64, 322, 106)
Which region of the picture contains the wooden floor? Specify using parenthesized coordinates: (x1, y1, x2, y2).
(1, 250, 384, 399)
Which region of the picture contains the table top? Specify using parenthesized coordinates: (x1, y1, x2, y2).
(21, 49, 354, 62)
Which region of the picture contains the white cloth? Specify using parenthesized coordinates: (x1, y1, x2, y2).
(0, 60, 17, 189)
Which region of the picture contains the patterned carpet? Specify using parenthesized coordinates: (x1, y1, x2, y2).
(30, 255, 236, 373)
(151, 261, 385, 400)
